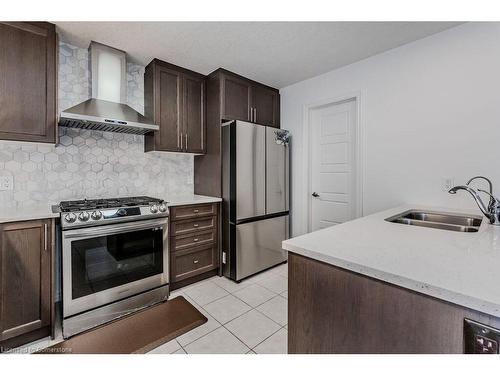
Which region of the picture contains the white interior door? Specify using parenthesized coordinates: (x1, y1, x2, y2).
(310, 99, 357, 231)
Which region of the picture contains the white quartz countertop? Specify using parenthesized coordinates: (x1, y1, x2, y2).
(165, 194, 221, 207)
(282, 205, 500, 318)
(0, 204, 59, 224)
(0, 194, 221, 224)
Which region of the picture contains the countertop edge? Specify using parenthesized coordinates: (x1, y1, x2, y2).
(0, 211, 59, 224)
(283, 241, 500, 319)
(166, 195, 222, 207)
(0, 195, 222, 224)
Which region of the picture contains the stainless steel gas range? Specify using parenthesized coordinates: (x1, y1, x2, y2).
(58, 196, 169, 338)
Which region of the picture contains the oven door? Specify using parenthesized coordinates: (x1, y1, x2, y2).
(62, 217, 168, 318)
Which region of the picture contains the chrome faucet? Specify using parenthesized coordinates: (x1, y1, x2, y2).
(466, 176, 495, 212)
(449, 177, 500, 225)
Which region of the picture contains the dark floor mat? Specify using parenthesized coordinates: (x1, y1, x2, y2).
(37, 296, 207, 354)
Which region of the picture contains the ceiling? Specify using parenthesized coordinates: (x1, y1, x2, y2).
(55, 22, 463, 88)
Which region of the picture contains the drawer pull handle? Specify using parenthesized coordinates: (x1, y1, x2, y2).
(193, 259, 199, 264)
(193, 209, 199, 213)
(193, 238, 199, 242)
(193, 224, 199, 228)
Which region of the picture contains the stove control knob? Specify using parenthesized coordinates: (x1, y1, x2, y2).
(64, 213, 77, 223)
(158, 203, 167, 213)
(150, 204, 159, 213)
(91, 211, 102, 220)
(78, 212, 90, 222)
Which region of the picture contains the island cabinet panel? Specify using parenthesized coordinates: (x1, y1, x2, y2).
(288, 253, 500, 354)
(0, 219, 54, 350)
(144, 59, 206, 154)
(0, 22, 57, 143)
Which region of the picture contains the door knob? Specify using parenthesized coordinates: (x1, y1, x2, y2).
(312, 192, 320, 197)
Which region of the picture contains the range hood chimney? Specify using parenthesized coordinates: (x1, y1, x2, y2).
(58, 41, 158, 135)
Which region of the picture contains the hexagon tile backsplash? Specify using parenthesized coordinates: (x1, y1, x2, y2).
(0, 40, 193, 209)
(0, 128, 193, 209)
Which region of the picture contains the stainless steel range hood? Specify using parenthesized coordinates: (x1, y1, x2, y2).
(58, 42, 158, 135)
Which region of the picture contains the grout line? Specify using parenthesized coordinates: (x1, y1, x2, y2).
(253, 279, 288, 295)
(183, 289, 230, 308)
(248, 325, 283, 351)
(178, 324, 219, 350)
(204, 299, 253, 326)
(220, 325, 251, 353)
(229, 288, 279, 309)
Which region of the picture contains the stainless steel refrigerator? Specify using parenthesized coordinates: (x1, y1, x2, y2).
(222, 120, 290, 281)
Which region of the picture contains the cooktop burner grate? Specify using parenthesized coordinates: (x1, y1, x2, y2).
(60, 196, 164, 212)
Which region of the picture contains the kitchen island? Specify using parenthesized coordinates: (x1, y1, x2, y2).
(282, 205, 500, 354)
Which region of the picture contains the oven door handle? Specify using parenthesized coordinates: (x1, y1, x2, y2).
(63, 218, 168, 239)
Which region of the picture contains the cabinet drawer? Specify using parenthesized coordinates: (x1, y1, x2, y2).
(171, 230, 215, 252)
(172, 216, 216, 236)
(170, 203, 216, 221)
(171, 245, 216, 282)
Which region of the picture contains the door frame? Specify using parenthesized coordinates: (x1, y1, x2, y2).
(302, 91, 365, 233)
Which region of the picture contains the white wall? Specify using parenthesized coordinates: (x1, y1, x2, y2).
(281, 22, 500, 236)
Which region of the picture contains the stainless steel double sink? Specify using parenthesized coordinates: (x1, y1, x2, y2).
(386, 210, 483, 233)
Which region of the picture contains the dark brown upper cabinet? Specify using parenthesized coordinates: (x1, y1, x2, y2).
(144, 59, 206, 154)
(193, 69, 281, 198)
(219, 70, 280, 128)
(251, 84, 280, 128)
(0, 219, 53, 348)
(0, 22, 57, 143)
(221, 74, 252, 122)
(183, 74, 206, 154)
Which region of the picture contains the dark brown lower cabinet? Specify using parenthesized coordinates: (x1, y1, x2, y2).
(288, 253, 500, 354)
(169, 203, 220, 290)
(0, 219, 54, 351)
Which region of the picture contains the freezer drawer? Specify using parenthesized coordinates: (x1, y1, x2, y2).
(233, 215, 288, 281)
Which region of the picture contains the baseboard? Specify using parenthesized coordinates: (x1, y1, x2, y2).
(171, 269, 218, 290)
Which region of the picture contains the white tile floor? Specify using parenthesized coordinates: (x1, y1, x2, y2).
(5, 262, 288, 355)
(154, 263, 288, 354)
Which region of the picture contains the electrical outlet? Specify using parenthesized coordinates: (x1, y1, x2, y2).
(464, 319, 500, 354)
(442, 177, 454, 192)
(0, 176, 13, 191)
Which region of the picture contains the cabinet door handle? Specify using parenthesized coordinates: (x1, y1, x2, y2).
(193, 209, 199, 213)
(249, 106, 252, 122)
(178, 132, 181, 148)
(253, 108, 257, 123)
(186, 133, 188, 150)
(193, 259, 199, 264)
(193, 223, 199, 228)
(180, 133, 183, 150)
(193, 238, 199, 242)
(44, 223, 48, 252)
